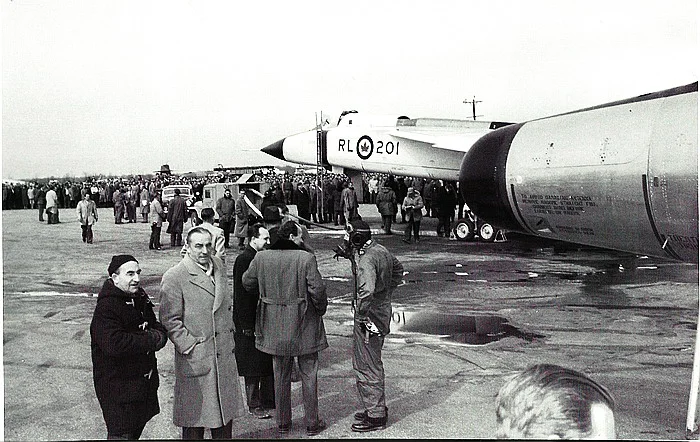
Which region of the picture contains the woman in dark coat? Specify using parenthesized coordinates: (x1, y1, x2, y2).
(90, 256, 168, 439)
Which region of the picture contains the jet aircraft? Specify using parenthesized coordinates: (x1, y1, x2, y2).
(262, 111, 512, 180)
(261, 82, 698, 263)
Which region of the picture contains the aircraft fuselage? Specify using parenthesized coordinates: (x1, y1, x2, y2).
(262, 114, 508, 180)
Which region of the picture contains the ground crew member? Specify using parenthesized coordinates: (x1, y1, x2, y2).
(337, 219, 404, 432)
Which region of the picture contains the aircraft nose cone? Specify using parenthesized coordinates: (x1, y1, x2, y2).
(458, 123, 523, 230)
(261, 138, 286, 161)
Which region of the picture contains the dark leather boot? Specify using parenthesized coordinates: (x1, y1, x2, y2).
(351, 415, 387, 432)
(354, 406, 389, 422)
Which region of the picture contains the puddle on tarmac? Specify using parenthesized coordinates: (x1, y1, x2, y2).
(391, 310, 543, 345)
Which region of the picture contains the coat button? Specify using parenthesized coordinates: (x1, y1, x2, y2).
(216, 352, 220, 357)
(215, 332, 218, 336)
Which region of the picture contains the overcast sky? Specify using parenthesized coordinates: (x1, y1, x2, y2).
(2, 0, 697, 180)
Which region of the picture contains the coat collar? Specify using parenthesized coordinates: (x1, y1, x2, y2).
(269, 238, 303, 251)
(181, 255, 226, 312)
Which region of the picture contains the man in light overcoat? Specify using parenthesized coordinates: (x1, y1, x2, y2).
(234, 190, 249, 250)
(159, 227, 245, 439)
(76, 192, 98, 243)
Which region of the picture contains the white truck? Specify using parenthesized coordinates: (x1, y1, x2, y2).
(190, 174, 269, 225)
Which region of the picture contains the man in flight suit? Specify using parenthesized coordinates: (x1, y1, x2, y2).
(339, 220, 404, 432)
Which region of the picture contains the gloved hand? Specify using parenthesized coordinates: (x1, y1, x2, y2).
(363, 319, 381, 335)
(333, 243, 353, 260)
(147, 329, 168, 351)
(358, 317, 381, 336)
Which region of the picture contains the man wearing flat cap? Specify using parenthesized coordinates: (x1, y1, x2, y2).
(90, 254, 168, 439)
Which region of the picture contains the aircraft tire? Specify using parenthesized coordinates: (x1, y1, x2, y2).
(479, 222, 496, 242)
(453, 219, 475, 241)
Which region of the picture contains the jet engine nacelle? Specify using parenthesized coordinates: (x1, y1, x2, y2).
(459, 82, 698, 262)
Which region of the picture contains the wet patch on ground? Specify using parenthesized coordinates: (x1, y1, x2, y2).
(390, 310, 544, 345)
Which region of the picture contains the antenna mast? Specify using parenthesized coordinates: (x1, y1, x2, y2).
(463, 96, 482, 120)
(315, 112, 324, 218)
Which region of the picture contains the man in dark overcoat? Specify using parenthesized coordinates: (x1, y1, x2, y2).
(233, 223, 274, 419)
(215, 187, 235, 248)
(90, 255, 168, 439)
(166, 188, 188, 247)
(294, 182, 311, 226)
(35, 185, 46, 222)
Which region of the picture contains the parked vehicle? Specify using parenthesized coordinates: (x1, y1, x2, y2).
(161, 185, 197, 223)
(190, 175, 269, 225)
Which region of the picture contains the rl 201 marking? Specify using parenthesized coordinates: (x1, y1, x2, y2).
(337, 135, 399, 160)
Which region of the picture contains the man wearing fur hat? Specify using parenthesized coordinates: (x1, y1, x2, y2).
(90, 255, 168, 439)
(339, 220, 404, 432)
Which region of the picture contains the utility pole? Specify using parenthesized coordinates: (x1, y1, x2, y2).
(315, 112, 324, 219)
(463, 96, 482, 120)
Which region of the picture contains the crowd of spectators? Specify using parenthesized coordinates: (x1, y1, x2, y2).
(3, 169, 469, 229)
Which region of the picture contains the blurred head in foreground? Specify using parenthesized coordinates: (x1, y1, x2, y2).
(495, 364, 615, 439)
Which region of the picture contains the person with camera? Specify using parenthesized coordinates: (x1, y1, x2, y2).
(401, 187, 424, 243)
(335, 220, 404, 432)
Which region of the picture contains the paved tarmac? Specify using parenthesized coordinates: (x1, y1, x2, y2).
(2, 205, 699, 440)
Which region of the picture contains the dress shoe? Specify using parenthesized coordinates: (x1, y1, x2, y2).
(351, 415, 387, 432)
(402, 238, 411, 244)
(306, 419, 326, 436)
(277, 423, 291, 434)
(248, 407, 272, 419)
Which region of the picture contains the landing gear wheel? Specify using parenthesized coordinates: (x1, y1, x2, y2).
(479, 223, 495, 242)
(453, 219, 475, 241)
